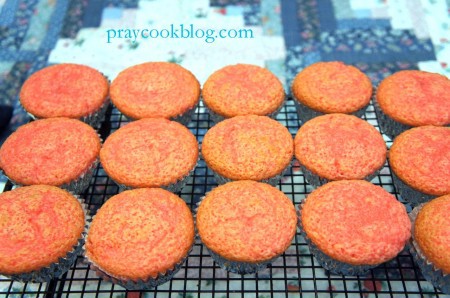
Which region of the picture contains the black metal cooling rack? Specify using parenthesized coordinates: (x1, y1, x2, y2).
(1, 99, 448, 298)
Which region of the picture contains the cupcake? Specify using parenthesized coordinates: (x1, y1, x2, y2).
(0, 118, 101, 194)
(294, 114, 386, 188)
(389, 126, 450, 206)
(375, 70, 450, 139)
(0, 185, 86, 282)
(202, 64, 285, 122)
(19, 63, 110, 128)
(85, 188, 194, 289)
(291, 61, 372, 123)
(100, 118, 198, 191)
(201, 115, 293, 185)
(298, 180, 411, 275)
(409, 195, 450, 294)
(196, 181, 297, 274)
(110, 62, 200, 125)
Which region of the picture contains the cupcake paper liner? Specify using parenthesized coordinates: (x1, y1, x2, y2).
(3, 196, 89, 283)
(0, 158, 99, 195)
(299, 162, 382, 189)
(194, 197, 280, 275)
(297, 202, 377, 276)
(293, 97, 368, 125)
(209, 159, 293, 187)
(409, 205, 450, 294)
(85, 246, 193, 290)
(205, 96, 286, 124)
(372, 93, 411, 140)
(391, 171, 435, 207)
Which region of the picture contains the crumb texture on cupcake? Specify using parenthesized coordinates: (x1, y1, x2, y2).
(100, 118, 198, 188)
(110, 62, 200, 119)
(20, 63, 109, 119)
(0, 185, 85, 275)
(301, 180, 411, 265)
(295, 114, 386, 180)
(389, 126, 450, 196)
(376, 70, 450, 126)
(0, 118, 101, 186)
(196, 181, 297, 263)
(291, 61, 372, 114)
(202, 64, 284, 118)
(414, 194, 450, 274)
(86, 188, 194, 281)
(202, 115, 293, 181)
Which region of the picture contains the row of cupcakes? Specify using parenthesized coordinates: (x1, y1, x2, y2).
(18, 61, 449, 139)
(0, 181, 448, 293)
(0, 114, 447, 207)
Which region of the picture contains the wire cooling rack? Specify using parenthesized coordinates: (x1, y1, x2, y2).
(0, 99, 448, 298)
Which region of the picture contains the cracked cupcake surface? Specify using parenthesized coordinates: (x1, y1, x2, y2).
(100, 118, 198, 188)
(201, 115, 293, 181)
(202, 64, 284, 118)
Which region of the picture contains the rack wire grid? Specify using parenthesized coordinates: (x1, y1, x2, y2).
(0, 98, 448, 298)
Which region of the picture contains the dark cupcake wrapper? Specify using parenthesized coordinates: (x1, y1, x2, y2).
(297, 201, 377, 276)
(391, 171, 435, 207)
(292, 96, 369, 125)
(85, 246, 193, 290)
(194, 197, 281, 275)
(299, 162, 383, 189)
(204, 95, 286, 124)
(409, 205, 450, 294)
(0, 157, 99, 195)
(208, 159, 293, 186)
(2, 196, 89, 283)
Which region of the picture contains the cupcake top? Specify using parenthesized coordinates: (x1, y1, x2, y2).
(0, 185, 85, 275)
(201, 115, 293, 181)
(301, 180, 411, 265)
(86, 188, 194, 281)
(376, 70, 450, 127)
(100, 118, 198, 188)
(20, 63, 109, 119)
(110, 62, 200, 119)
(414, 194, 450, 274)
(0, 118, 101, 186)
(202, 64, 285, 118)
(389, 126, 450, 196)
(291, 61, 372, 114)
(196, 181, 297, 263)
(294, 114, 386, 180)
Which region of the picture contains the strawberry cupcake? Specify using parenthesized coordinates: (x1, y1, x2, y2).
(196, 181, 297, 274)
(19, 63, 110, 128)
(291, 61, 372, 124)
(201, 115, 293, 185)
(298, 180, 411, 275)
(294, 114, 386, 187)
(0, 185, 86, 282)
(375, 70, 450, 139)
(100, 118, 198, 191)
(202, 64, 285, 122)
(110, 62, 200, 125)
(389, 126, 450, 206)
(85, 188, 194, 289)
(0, 118, 101, 194)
